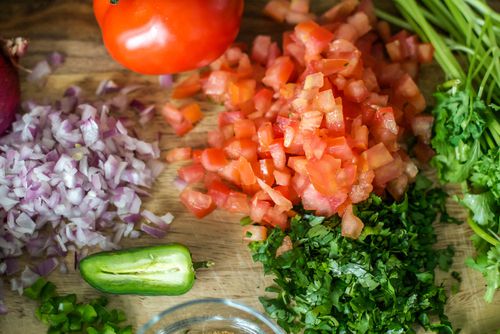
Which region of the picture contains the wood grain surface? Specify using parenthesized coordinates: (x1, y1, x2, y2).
(0, 1, 499, 333)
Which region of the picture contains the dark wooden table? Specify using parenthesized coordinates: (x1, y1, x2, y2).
(0, 1, 499, 333)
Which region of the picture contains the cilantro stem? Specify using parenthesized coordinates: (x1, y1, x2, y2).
(467, 217, 499, 246)
(373, 9, 412, 30)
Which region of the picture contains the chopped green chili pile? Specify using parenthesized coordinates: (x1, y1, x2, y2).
(250, 177, 458, 333)
(24, 278, 132, 334)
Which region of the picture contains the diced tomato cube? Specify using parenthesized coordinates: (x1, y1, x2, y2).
(267, 42, 282, 67)
(347, 12, 371, 37)
(273, 168, 292, 186)
(295, 20, 334, 58)
(219, 111, 245, 127)
(224, 191, 250, 214)
(413, 142, 435, 164)
(203, 70, 232, 97)
(322, 0, 358, 22)
(385, 40, 403, 62)
(178, 163, 205, 184)
(238, 156, 257, 186)
(410, 114, 434, 144)
(256, 178, 293, 211)
(263, 0, 290, 23)
(287, 156, 308, 175)
(290, 0, 310, 13)
(351, 116, 369, 150)
(170, 119, 193, 136)
(251, 35, 272, 65)
(192, 149, 203, 163)
(219, 160, 241, 185)
(301, 183, 336, 216)
(224, 138, 258, 162)
(374, 154, 404, 186)
(387, 174, 409, 200)
(315, 59, 350, 76)
(250, 198, 272, 223)
(262, 56, 295, 91)
(262, 206, 289, 230)
(269, 139, 287, 170)
(253, 88, 274, 115)
(207, 130, 225, 149)
(161, 104, 183, 124)
(171, 73, 201, 99)
(229, 79, 256, 106)
(341, 204, 364, 239)
(257, 122, 274, 150)
(300, 111, 323, 131)
(180, 103, 203, 124)
(233, 119, 256, 139)
(180, 188, 215, 219)
(334, 23, 358, 42)
(361, 142, 394, 169)
(303, 134, 327, 160)
(417, 43, 434, 64)
(201, 148, 228, 172)
(344, 80, 369, 103)
(304, 72, 324, 89)
(396, 74, 420, 98)
(325, 137, 353, 160)
(325, 106, 345, 136)
(166, 147, 192, 163)
(254, 159, 276, 186)
(350, 170, 374, 203)
(306, 154, 342, 195)
(285, 10, 315, 25)
(207, 180, 232, 208)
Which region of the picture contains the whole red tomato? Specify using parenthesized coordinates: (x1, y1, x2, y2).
(94, 0, 244, 74)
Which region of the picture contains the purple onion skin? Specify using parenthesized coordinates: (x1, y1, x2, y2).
(0, 49, 20, 135)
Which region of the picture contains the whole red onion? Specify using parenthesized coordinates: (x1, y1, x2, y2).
(0, 38, 27, 135)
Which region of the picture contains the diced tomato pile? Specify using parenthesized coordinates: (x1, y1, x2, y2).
(163, 0, 435, 240)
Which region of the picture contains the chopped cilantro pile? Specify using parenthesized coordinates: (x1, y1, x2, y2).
(250, 178, 456, 333)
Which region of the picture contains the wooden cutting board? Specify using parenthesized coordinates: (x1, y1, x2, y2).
(0, 1, 498, 333)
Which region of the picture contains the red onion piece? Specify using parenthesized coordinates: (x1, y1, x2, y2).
(140, 223, 167, 239)
(141, 210, 174, 230)
(96, 79, 119, 96)
(35, 257, 59, 277)
(27, 60, 51, 83)
(158, 74, 173, 88)
(48, 52, 65, 68)
(20, 266, 39, 289)
(173, 177, 188, 191)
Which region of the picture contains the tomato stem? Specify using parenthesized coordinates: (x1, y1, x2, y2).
(110, 0, 119, 4)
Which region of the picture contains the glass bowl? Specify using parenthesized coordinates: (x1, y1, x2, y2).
(138, 298, 285, 334)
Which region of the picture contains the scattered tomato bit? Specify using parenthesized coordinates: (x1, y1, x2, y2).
(166, 147, 192, 163)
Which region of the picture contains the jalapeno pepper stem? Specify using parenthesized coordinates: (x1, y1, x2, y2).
(193, 261, 215, 270)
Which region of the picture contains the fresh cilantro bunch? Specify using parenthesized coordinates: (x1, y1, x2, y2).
(380, 0, 500, 302)
(250, 178, 456, 334)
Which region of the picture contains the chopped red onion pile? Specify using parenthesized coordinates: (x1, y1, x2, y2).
(0, 77, 173, 308)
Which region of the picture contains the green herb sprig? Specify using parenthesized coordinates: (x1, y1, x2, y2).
(377, 0, 499, 303)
